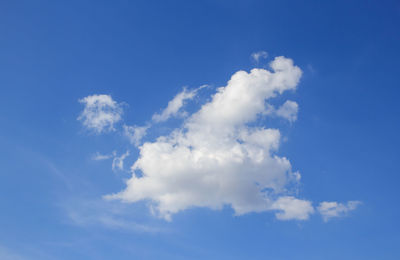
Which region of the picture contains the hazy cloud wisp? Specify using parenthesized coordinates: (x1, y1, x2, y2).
(78, 94, 123, 134)
(318, 201, 361, 221)
(251, 51, 268, 63)
(152, 86, 206, 123)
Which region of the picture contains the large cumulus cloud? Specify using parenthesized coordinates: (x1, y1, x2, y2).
(105, 56, 318, 221)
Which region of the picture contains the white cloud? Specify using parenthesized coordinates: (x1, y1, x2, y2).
(123, 125, 149, 147)
(318, 201, 361, 221)
(152, 86, 207, 123)
(112, 150, 130, 171)
(92, 151, 130, 172)
(251, 51, 268, 63)
(275, 100, 299, 122)
(271, 196, 314, 220)
(105, 56, 311, 221)
(78, 94, 123, 133)
(92, 151, 114, 161)
(264, 100, 298, 122)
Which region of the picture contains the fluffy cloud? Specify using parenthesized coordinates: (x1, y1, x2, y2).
(271, 196, 315, 220)
(78, 94, 123, 133)
(124, 125, 149, 147)
(318, 201, 361, 221)
(105, 56, 316, 221)
(251, 51, 268, 63)
(275, 100, 299, 122)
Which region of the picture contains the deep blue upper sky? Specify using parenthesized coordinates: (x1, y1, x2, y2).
(0, 0, 399, 259)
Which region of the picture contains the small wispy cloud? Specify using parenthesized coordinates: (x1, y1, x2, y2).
(318, 201, 361, 222)
(112, 150, 130, 171)
(92, 151, 130, 172)
(271, 196, 315, 221)
(264, 100, 299, 123)
(123, 125, 149, 147)
(275, 100, 299, 122)
(251, 51, 268, 63)
(92, 151, 115, 161)
(152, 85, 207, 123)
(78, 94, 123, 134)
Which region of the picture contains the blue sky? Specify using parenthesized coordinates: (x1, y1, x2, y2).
(1, 0, 400, 259)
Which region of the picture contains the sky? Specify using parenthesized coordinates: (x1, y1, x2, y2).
(0, 0, 400, 259)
